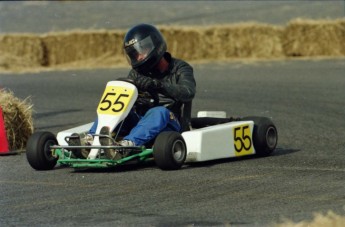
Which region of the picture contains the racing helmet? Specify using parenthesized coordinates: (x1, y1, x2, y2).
(123, 24, 167, 74)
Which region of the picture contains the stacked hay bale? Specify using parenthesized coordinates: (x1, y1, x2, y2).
(161, 23, 284, 60)
(0, 34, 46, 72)
(41, 29, 126, 68)
(0, 19, 344, 72)
(283, 19, 345, 57)
(0, 89, 34, 151)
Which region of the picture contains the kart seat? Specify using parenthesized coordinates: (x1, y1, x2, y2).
(190, 117, 235, 129)
(179, 101, 192, 132)
(179, 102, 241, 132)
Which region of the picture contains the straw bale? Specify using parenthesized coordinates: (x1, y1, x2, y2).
(207, 23, 283, 59)
(161, 26, 205, 60)
(283, 18, 345, 57)
(41, 30, 126, 66)
(1, 19, 345, 73)
(275, 211, 345, 227)
(0, 34, 45, 70)
(0, 89, 34, 151)
(161, 23, 284, 61)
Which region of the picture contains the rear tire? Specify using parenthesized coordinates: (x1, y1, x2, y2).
(241, 117, 278, 156)
(26, 131, 58, 170)
(153, 131, 187, 170)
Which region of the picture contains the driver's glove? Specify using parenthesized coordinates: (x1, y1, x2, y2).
(135, 75, 163, 92)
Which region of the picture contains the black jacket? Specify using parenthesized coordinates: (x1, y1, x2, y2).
(127, 52, 196, 120)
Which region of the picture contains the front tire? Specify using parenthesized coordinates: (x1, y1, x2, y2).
(241, 117, 278, 156)
(153, 131, 187, 170)
(26, 131, 58, 170)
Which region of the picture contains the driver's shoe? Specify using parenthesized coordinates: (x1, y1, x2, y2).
(118, 140, 135, 147)
(99, 127, 122, 160)
(117, 140, 137, 157)
(67, 133, 93, 159)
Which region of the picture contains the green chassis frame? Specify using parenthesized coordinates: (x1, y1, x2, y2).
(51, 145, 153, 168)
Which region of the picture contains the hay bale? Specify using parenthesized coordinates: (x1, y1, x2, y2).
(0, 89, 34, 151)
(161, 26, 205, 60)
(283, 18, 345, 57)
(1, 19, 345, 73)
(205, 23, 283, 59)
(41, 30, 127, 67)
(161, 23, 284, 61)
(0, 34, 46, 71)
(275, 211, 345, 227)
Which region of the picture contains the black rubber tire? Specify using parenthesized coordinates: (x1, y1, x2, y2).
(241, 116, 278, 156)
(26, 131, 58, 170)
(153, 131, 187, 170)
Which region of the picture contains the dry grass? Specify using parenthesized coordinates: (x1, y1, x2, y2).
(274, 211, 345, 227)
(0, 89, 34, 151)
(0, 19, 344, 73)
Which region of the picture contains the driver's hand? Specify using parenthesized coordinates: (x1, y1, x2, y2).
(135, 75, 162, 92)
(134, 75, 154, 91)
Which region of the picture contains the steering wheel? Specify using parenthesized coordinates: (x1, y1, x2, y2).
(116, 77, 159, 107)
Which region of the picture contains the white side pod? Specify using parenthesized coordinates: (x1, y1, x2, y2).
(182, 121, 255, 162)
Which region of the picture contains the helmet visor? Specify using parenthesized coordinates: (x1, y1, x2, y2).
(124, 36, 155, 66)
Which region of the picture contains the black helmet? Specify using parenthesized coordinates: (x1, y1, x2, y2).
(123, 24, 167, 74)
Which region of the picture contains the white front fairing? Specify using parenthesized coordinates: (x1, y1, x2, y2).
(88, 81, 138, 159)
(182, 121, 255, 162)
(56, 122, 94, 146)
(56, 81, 138, 159)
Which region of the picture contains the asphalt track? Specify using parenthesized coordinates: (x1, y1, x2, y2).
(0, 59, 344, 226)
(0, 1, 344, 33)
(1, 1, 345, 226)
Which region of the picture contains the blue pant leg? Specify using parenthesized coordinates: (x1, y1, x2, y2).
(89, 119, 98, 135)
(117, 111, 141, 136)
(124, 106, 181, 146)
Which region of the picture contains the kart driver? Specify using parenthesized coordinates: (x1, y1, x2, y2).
(70, 24, 196, 159)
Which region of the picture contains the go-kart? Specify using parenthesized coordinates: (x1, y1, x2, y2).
(26, 79, 278, 171)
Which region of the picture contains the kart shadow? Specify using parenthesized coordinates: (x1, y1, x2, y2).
(269, 147, 300, 157)
(70, 160, 157, 173)
(69, 147, 300, 173)
(185, 147, 300, 169)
